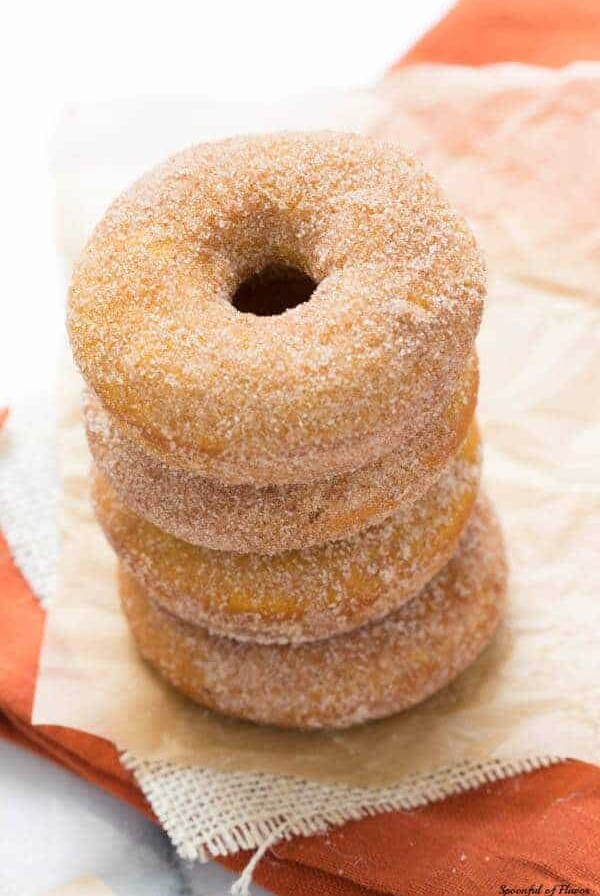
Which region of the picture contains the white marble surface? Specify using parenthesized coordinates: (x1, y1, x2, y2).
(0, 740, 270, 896)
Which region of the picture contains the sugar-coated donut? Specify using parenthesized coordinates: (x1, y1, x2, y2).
(94, 426, 481, 644)
(85, 355, 478, 554)
(69, 132, 484, 486)
(119, 495, 506, 729)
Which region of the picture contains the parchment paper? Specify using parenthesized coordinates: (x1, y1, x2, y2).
(46, 878, 116, 896)
(33, 65, 600, 787)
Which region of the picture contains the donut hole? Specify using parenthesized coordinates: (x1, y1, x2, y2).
(231, 263, 317, 316)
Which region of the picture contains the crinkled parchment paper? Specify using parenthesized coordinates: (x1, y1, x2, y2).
(33, 67, 600, 787)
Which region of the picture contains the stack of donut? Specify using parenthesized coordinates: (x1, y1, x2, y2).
(68, 132, 507, 730)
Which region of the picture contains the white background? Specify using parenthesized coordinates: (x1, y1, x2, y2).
(1, 2, 451, 894)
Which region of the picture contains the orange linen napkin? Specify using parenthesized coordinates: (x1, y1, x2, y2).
(397, 0, 600, 68)
(2, 1, 600, 892)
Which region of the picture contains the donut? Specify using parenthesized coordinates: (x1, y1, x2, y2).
(118, 494, 506, 729)
(85, 354, 478, 554)
(68, 132, 485, 486)
(94, 425, 481, 644)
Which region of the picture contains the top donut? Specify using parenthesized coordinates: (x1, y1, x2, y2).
(68, 132, 485, 485)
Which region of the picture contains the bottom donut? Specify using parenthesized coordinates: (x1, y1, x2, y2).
(119, 495, 507, 730)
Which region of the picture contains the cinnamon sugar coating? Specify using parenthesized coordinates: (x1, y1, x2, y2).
(85, 355, 478, 554)
(119, 494, 506, 729)
(69, 132, 485, 485)
(94, 427, 481, 644)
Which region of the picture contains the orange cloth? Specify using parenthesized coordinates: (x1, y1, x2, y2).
(397, 0, 600, 68)
(2, 2, 600, 891)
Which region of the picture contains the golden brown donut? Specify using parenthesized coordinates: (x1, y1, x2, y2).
(85, 355, 478, 554)
(94, 426, 481, 644)
(68, 132, 484, 485)
(118, 494, 506, 729)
